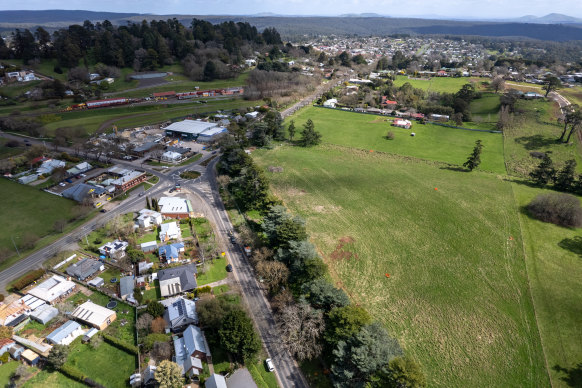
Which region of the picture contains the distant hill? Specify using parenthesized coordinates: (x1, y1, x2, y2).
(0, 10, 141, 24)
(2, 10, 582, 41)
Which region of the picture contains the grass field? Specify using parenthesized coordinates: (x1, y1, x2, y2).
(286, 106, 506, 173)
(0, 179, 77, 257)
(393, 75, 480, 94)
(512, 183, 582, 388)
(253, 145, 548, 387)
(503, 98, 582, 177)
(66, 339, 136, 388)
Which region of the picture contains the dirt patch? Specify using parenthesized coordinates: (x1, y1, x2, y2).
(329, 236, 358, 261)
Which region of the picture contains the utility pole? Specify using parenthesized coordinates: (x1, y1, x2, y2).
(11, 235, 20, 257)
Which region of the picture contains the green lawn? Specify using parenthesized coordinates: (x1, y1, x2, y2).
(181, 223, 192, 238)
(392, 75, 479, 94)
(0, 361, 19, 385)
(0, 179, 77, 260)
(253, 145, 548, 388)
(197, 257, 228, 286)
(512, 183, 582, 388)
(286, 106, 506, 173)
(137, 228, 159, 244)
(66, 339, 136, 388)
(23, 369, 86, 388)
(142, 280, 161, 301)
(470, 92, 500, 123)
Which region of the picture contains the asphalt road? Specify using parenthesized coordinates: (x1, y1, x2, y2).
(0, 137, 308, 388)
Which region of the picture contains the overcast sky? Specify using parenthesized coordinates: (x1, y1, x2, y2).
(4, 0, 582, 19)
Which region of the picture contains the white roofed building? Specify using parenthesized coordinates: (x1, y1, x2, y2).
(158, 197, 194, 219)
(70, 301, 117, 330)
(27, 275, 75, 304)
(164, 120, 219, 140)
(137, 209, 162, 229)
(160, 222, 181, 242)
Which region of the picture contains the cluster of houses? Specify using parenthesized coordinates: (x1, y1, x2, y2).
(15, 158, 92, 186)
(0, 274, 117, 366)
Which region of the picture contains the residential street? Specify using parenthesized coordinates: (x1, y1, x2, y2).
(0, 138, 308, 388)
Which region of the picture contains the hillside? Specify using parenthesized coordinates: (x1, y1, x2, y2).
(2, 11, 582, 41)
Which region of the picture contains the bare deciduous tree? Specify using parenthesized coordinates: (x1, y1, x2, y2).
(256, 260, 289, 292)
(277, 302, 325, 361)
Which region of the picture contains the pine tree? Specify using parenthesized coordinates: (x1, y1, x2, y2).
(530, 152, 556, 186)
(463, 140, 483, 171)
(299, 119, 322, 147)
(146, 196, 151, 210)
(555, 159, 577, 192)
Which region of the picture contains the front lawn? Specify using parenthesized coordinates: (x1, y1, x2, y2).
(196, 257, 228, 286)
(22, 369, 85, 388)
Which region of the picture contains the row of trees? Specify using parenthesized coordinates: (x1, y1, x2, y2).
(217, 133, 426, 387)
(4, 19, 282, 80)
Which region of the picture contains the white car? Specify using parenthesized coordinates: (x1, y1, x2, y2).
(59, 182, 66, 187)
(265, 358, 275, 372)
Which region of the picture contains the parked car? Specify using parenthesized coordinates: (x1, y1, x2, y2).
(226, 264, 233, 272)
(265, 358, 275, 372)
(139, 192, 144, 197)
(59, 182, 66, 187)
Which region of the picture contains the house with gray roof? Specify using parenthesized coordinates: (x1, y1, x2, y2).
(46, 320, 83, 345)
(120, 276, 135, 301)
(206, 373, 228, 388)
(157, 264, 197, 297)
(173, 325, 208, 376)
(66, 258, 104, 280)
(162, 297, 197, 331)
(29, 304, 58, 325)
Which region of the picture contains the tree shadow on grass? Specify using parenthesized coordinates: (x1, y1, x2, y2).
(439, 166, 468, 173)
(558, 236, 582, 258)
(553, 363, 582, 387)
(514, 134, 559, 150)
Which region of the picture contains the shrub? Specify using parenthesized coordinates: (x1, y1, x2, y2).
(386, 131, 395, 140)
(0, 294, 4, 302)
(10, 269, 45, 291)
(526, 193, 582, 227)
(0, 352, 9, 363)
(195, 286, 212, 296)
(102, 334, 139, 355)
(60, 365, 87, 382)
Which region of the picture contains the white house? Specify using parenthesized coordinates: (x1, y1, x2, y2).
(98, 240, 129, 258)
(36, 159, 65, 176)
(323, 98, 338, 108)
(137, 209, 163, 229)
(159, 222, 181, 242)
(161, 151, 183, 163)
(392, 119, 412, 129)
(45, 320, 84, 345)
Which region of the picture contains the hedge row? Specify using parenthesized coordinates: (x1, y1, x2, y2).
(10, 269, 45, 291)
(102, 333, 138, 355)
(60, 365, 106, 388)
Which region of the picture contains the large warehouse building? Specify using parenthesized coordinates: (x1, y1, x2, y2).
(164, 120, 227, 141)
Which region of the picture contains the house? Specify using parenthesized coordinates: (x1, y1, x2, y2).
(112, 170, 147, 192)
(158, 197, 194, 219)
(0, 338, 15, 355)
(159, 222, 181, 242)
(157, 264, 198, 297)
(158, 242, 185, 263)
(161, 151, 182, 162)
(381, 96, 398, 107)
(161, 297, 198, 331)
(392, 119, 412, 129)
(82, 328, 99, 343)
(137, 209, 163, 229)
(138, 261, 154, 274)
(36, 159, 65, 176)
(143, 364, 157, 384)
(66, 257, 104, 280)
(206, 373, 227, 388)
(323, 98, 338, 108)
(245, 111, 259, 120)
(46, 320, 84, 345)
(99, 240, 129, 259)
(120, 276, 135, 301)
(66, 162, 92, 176)
(61, 183, 103, 203)
(70, 301, 116, 330)
(29, 304, 58, 324)
(173, 325, 208, 376)
(140, 241, 158, 253)
(27, 275, 76, 304)
(88, 277, 105, 288)
(21, 349, 40, 366)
